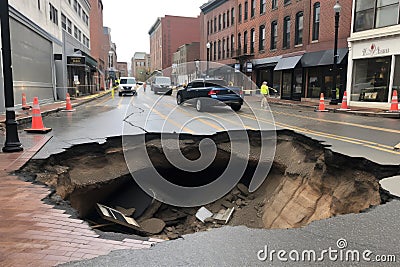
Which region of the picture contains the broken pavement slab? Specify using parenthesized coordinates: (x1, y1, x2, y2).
(213, 208, 235, 224)
(195, 207, 213, 223)
(380, 176, 400, 198)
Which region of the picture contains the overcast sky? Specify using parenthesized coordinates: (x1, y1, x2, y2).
(102, 0, 207, 65)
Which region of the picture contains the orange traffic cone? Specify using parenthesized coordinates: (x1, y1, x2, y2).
(315, 93, 328, 112)
(337, 91, 351, 111)
(388, 90, 399, 112)
(24, 97, 52, 133)
(62, 93, 75, 112)
(21, 93, 31, 110)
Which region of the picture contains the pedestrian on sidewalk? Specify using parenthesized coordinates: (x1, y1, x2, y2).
(260, 81, 269, 108)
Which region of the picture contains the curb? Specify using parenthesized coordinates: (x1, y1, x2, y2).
(1, 91, 110, 127)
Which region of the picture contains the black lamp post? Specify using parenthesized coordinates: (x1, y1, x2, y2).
(330, 0, 341, 105)
(206, 42, 211, 78)
(0, 0, 23, 153)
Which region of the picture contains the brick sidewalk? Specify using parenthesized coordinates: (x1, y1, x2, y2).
(0, 92, 164, 267)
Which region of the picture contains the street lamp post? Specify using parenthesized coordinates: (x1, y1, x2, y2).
(206, 42, 211, 78)
(0, 0, 23, 152)
(330, 0, 341, 105)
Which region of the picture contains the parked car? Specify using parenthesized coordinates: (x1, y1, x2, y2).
(176, 78, 244, 112)
(151, 76, 172, 95)
(118, 77, 138, 96)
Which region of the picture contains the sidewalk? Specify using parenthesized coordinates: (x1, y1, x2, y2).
(0, 91, 163, 267)
(245, 95, 400, 118)
(0, 90, 111, 126)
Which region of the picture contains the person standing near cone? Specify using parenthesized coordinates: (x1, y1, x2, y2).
(260, 81, 269, 108)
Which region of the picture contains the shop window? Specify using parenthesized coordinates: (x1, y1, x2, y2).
(295, 12, 303, 45)
(294, 69, 303, 94)
(393, 56, 400, 94)
(352, 57, 391, 102)
(312, 2, 320, 41)
(308, 68, 321, 98)
(354, 0, 399, 32)
(273, 71, 281, 94)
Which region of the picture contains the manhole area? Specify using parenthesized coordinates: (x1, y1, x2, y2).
(18, 131, 398, 240)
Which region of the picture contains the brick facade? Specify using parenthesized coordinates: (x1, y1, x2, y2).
(149, 15, 201, 72)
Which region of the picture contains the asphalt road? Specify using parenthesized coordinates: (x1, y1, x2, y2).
(6, 86, 400, 266)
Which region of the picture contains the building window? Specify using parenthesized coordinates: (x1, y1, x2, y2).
(312, 2, 320, 41)
(250, 28, 255, 54)
(251, 0, 256, 18)
(231, 8, 235, 25)
(83, 35, 90, 48)
(227, 11, 230, 27)
(243, 30, 248, 54)
(210, 20, 213, 34)
(238, 33, 242, 54)
(231, 34, 235, 57)
(284, 0, 291, 5)
(214, 41, 217, 60)
(73, 0, 78, 12)
(260, 0, 266, 14)
(218, 40, 221, 60)
(74, 26, 81, 42)
(67, 18, 72, 34)
(272, 0, 277, 9)
(271, 20, 277, 50)
(227, 36, 230, 57)
(222, 38, 226, 59)
(207, 21, 210, 35)
(354, 0, 399, 32)
(244, 1, 249, 20)
(239, 4, 242, 23)
(214, 17, 217, 32)
(259, 25, 266, 51)
(61, 13, 67, 30)
(83, 12, 89, 26)
(219, 14, 222, 31)
(295, 12, 303, 45)
(49, 4, 58, 25)
(77, 4, 82, 17)
(283, 16, 290, 48)
(352, 57, 391, 102)
(223, 13, 226, 28)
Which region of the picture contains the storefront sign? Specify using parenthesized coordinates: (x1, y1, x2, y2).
(235, 63, 241, 72)
(362, 44, 390, 57)
(67, 56, 85, 65)
(246, 62, 253, 73)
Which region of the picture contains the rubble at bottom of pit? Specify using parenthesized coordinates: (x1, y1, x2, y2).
(18, 130, 400, 241)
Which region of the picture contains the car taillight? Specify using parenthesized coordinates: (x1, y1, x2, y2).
(208, 89, 219, 95)
(239, 89, 243, 96)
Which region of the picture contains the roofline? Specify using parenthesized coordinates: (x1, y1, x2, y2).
(148, 17, 162, 35)
(200, 0, 228, 14)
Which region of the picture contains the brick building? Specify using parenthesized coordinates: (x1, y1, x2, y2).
(131, 52, 150, 81)
(200, 0, 352, 101)
(149, 15, 201, 72)
(117, 62, 128, 77)
(89, 0, 107, 90)
(172, 42, 200, 84)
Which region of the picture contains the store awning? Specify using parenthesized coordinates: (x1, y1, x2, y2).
(274, 55, 303, 71)
(301, 48, 348, 67)
(253, 56, 281, 69)
(67, 50, 98, 69)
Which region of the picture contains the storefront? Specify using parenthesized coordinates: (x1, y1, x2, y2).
(301, 48, 348, 100)
(66, 50, 97, 96)
(253, 56, 281, 91)
(274, 55, 303, 101)
(347, 36, 399, 108)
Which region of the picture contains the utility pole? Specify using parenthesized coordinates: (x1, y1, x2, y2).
(0, 0, 23, 152)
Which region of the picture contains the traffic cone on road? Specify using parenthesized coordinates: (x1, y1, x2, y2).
(315, 93, 328, 112)
(21, 93, 31, 110)
(62, 93, 75, 112)
(24, 97, 52, 133)
(337, 91, 351, 111)
(387, 90, 399, 112)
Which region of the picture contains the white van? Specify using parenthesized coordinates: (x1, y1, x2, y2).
(118, 77, 138, 96)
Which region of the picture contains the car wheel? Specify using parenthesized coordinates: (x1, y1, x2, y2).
(230, 104, 242, 111)
(166, 90, 172, 95)
(118, 92, 122, 96)
(177, 94, 183, 105)
(196, 99, 204, 112)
